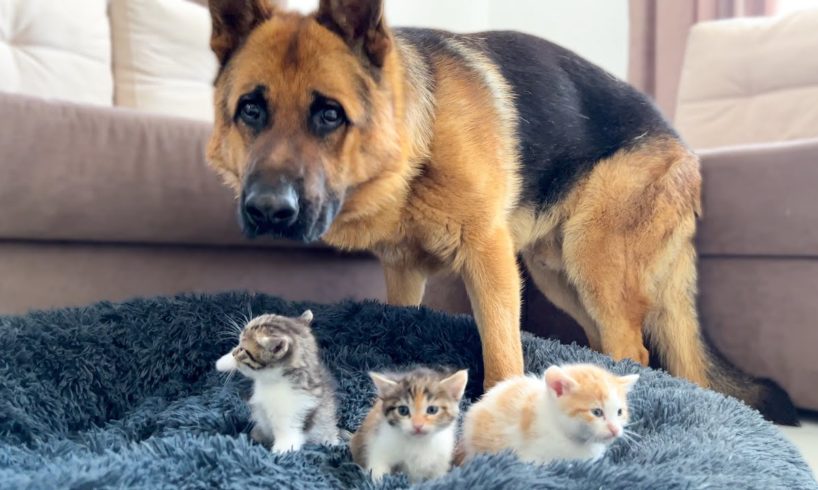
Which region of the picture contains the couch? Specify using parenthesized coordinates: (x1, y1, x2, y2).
(0, 0, 385, 312)
(673, 10, 818, 412)
(1, 2, 816, 410)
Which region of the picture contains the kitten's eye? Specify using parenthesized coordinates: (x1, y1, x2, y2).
(397, 405, 410, 417)
(591, 408, 604, 418)
(426, 406, 439, 415)
(617, 408, 623, 416)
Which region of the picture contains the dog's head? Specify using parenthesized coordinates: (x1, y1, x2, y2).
(206, 0, 401, 241)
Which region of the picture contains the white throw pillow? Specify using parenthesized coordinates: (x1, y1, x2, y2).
(0, 0, 113, 105)
(110, 0, 218, 121)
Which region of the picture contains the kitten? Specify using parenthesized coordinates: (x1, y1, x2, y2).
(350, 368, 468, 483)
(215, 310, 339, 453)
(461, 363, 638, 464)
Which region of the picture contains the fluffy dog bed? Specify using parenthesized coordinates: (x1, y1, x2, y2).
(1, 292, 814, 489)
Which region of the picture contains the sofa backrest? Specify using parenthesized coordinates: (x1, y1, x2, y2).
(0, 0, 217, 120)
(110, 0, 217, 121)
(676, 9, 818, 150)
(0, 0, 113, 106)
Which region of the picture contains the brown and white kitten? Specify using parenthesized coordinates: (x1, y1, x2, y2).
(350, 368, 468, 483)
(461, 363, 638, 464)
(216, 310, 339, 453)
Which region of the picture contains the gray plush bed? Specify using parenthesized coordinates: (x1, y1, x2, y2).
(1, 292, 814, 489)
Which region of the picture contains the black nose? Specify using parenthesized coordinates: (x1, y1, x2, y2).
(243, 182, 299, 231)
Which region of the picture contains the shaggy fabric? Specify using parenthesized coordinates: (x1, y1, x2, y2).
(0, 292, 814, 489)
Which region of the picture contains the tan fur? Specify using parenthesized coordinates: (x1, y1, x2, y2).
(462, 364, 635, 461)
(515, 137, 707, 385)
(349, 399, 382, 466)
(206, 3, 704, 392)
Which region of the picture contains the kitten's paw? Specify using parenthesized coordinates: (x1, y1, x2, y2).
(272, 437, 305, 453)
(272, 444, 302, 454)
(369, 468, 388, 483)
(250, 425, 269, 444)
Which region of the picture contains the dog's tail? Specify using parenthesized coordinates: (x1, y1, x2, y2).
(647, 245, 799, 426)
(704, 341, 799, 426)
(649, 313, 799, 426)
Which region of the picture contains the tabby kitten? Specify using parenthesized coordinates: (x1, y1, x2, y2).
(350, 368, 469, 483)
(215, 310, 339, 453)
(461, 363, 638, 464)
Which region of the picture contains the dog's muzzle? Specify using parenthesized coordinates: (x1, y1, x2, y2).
(239, 176, 340, 242)
(242, 180, 300, 234)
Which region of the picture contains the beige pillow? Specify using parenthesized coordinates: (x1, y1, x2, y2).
(0, 0, 112, 105)
(676, 10, 818, 150)
(110, 0, 217, 121)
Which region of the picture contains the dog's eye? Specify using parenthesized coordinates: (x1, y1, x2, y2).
(309, 96, 347, 137)
(235, 89, 268, 132)
(238, 101, 266, 129)
(321, 107, 340, 124)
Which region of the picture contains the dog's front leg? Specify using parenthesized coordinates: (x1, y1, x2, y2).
(460, 227, 524, 390)
(383, 264, 427, 307)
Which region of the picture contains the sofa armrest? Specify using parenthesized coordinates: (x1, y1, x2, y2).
(696, 138, 818, 257)
(0, 92, 315, 249)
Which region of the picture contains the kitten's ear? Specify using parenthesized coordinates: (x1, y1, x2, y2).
(299, 310, 314, 324)
(619, 374, 640, 393)
(258, 335, 290, 358)
(209, 0, 278, 65)
(544, 366, 578, 397)
(316, 0, 391, 68)
(368, 372, 397, 395)
(440, 369, 469, 401)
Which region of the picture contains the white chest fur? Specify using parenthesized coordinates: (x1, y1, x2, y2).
(249, 372, 317, 453)
(514, 428, 606, 464)
(367, 424, 455, 483)
(513, 411, 607, 464)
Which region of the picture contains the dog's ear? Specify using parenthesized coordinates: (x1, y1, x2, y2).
(209, 0, 278, 65)
(316, 0, 391, 68)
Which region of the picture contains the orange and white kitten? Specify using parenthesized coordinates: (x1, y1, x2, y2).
(350, 368, 468, 483)
(462, 364, 638, 464)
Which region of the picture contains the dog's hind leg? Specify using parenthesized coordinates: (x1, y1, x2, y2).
(522, 246, 602, 351)
(644, 221, 709, 386)
(553, 140, 697, 367)
(561, 226, 652, 366)
(383, 264, 428, 306)
(555, 137, 705, 371)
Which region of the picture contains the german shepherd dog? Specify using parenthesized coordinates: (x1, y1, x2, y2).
(206, 0, 797, 423)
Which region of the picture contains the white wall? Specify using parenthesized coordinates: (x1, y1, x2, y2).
(287, 0, 490, 32)
(487, 0, 629, 79)
(287, 0, 629, 79)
